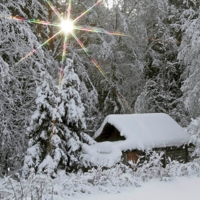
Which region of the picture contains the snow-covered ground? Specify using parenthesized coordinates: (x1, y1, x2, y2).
(1, 174, 200, 200)
(1, 159, 200, 200)
(69, 177, 200, 200)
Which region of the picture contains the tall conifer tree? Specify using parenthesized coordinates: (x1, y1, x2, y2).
(23, 59, 94, 177)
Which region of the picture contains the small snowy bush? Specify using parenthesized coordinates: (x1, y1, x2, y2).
(59, 164, 140, 196)
(134, 151, 165, 181)
(187, 117, 200, 157)
(133, 151, 200, 181)
(0, 171, 55, 200)
(165, 158, 200, 178)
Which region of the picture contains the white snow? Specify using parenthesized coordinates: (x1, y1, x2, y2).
(82, 142, 122, 167)
(94, 113, 189, 150)
(70, 177, 200, 200)
(37, 155, 56, 176)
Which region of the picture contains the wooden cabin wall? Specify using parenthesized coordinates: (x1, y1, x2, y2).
(154, 146, 188, 166)
(165, 146, 188, 163)
(122, 145, 189, 166)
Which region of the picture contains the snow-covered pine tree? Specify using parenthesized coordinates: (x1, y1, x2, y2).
(23, 59, 95, 178)
(59, 58, 86, 131)
(55, 58, 95, 171)
(22, 74, 59, 177)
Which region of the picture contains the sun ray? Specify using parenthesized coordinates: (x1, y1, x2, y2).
(67, 0, 72, 20)
(59, 0, 71, 85)
(15, 30, 62, 66)
(59, 35, 68, 85)
(72, 33, 132, 113)
(74, 26, 129, 37)
(61, 35, 68, 64)
(45, 0, 63, 21)
(116, 91, 133, 113)
(71, 32, 107, 79)
(1, 15, 59, 26)
(73, 0, 103, 23)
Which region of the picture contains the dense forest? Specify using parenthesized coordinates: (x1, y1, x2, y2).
(0, 0, 200, 177)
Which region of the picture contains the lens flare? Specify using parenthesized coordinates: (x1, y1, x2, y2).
(73, 0, 103, 23)
(60, 19, 74, 34)
(45, 0, 63, 21)
(59, 35, 68, 85)
(71, 32, 107, 79)
(14, 30, 62, 66)
(3, 0, 132, 116)
(67, 0, 72, 20)
(0, 15, 59, 27)
(74, 26, 128, 36)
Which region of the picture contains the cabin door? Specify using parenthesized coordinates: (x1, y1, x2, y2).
(127, 151, 138, 164)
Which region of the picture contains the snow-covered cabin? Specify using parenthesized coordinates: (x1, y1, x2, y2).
(83, 113, 189, 167)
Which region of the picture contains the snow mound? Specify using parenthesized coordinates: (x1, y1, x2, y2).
(82, 142, 122, 167)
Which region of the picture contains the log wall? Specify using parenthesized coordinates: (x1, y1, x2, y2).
(122, 145, 189, 166)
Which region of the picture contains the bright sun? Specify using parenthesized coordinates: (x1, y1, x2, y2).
(60, 19, 74, 34)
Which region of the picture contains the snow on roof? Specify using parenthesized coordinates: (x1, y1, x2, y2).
(94, 113, 189, 151)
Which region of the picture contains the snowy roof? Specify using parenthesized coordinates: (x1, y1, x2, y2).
(94, 113, 189, 151)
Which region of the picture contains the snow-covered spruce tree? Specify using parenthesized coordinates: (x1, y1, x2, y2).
(64, 51, 99, 130)
(22, 74, 58, 178)
(58, 58, 86, 132)
(23, 59, 94, 178)
(55, 58, 95, 172)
